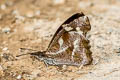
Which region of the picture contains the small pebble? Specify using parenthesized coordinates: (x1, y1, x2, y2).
(107, 28, 113, 34)
(2, 47, 8, 51)
(15, 15, 25, 21)
(12, 10, 25, 21)
(26, 12, 34, 18)
(118, 53, 120, 56)
(16, 75, 22, 79)
(53, 0, 65, 5)
(118, 48, 120, 53)
(12, 10, 19, 15)
(35, 10, 41, 16)
(0, 4, 6, 10)
(2, 27, 11, 33)
(62, 65, 67, 70)
(114, 48, 120, 53)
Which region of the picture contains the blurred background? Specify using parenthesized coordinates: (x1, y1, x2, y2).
(0, 0, 120, 80)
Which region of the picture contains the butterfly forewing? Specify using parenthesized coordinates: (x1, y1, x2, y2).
(47, 13, 85, 50)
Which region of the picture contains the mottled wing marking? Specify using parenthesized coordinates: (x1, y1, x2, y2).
(64, 26, 73, 31)
(56, 46, 68, 54)
(72, 39, 80, 60)
(32, 13, 92, 66)
(58, 38, 64, 49)
(47, 13, 85, 50)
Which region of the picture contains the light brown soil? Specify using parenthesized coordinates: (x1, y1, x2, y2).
(0, 0, 120, 80)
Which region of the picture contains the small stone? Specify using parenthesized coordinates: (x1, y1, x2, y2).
(53, 0, 65, 5)
(118, 53, 120, 56)
(35, 10, 41, 16)
(16, 75, 22, 79)
(114, 48, 120, 53)
(15, 15, 25, 21)
(0, 4, 6, 10)
(26, 12, 34, 18)
(62, 65, 67, 70)
(2, 27, 11, 33)
(12, 10, 25, 21)
(2, 47, 8, 51)
(12, 10, 19, 15)
(116, 48, 120, 53)
(107, 28, 113, 34)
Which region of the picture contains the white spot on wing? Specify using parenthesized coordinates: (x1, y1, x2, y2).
(84, 16, 87, 21)
(58, 38, 64, 48)
(64, 27, 73, 31)
(56, 46, 68, 54)
(76, 27, 83, 36)
(73, 39, 79, 49)
(72, 39, 80, 60)
(78, 30, 83, 36)
(57, 38, 68, 54)
(76, 27, 80, 31)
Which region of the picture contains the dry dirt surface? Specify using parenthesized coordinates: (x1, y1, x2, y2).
(0, 0, 120, 80)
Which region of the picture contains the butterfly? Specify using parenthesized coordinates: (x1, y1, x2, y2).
(17, 12, 92, 67)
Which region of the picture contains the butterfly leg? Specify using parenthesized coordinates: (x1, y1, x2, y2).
(43, 60, 49, 67)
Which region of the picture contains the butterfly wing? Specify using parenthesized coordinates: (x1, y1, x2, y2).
(47, 13, 85, 50)
(44, 13, 92, 66)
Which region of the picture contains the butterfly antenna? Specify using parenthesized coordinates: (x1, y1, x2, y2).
(16, 53, 31, 57)
(20, 48, 37, 52)
(16, 48, 46, 58)
(16, 48, 39, 57)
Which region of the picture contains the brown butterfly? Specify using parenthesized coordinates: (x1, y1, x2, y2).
(17, 12, 92, 66)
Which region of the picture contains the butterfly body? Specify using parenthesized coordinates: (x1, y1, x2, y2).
(30, 12, 93, 66)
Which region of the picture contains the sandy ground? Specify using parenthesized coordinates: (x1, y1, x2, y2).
(0, 0, 120, 80)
